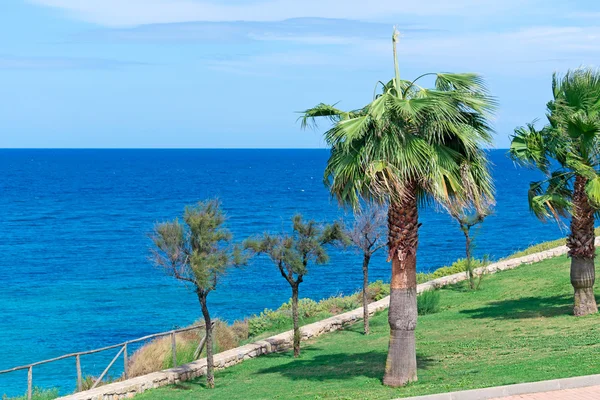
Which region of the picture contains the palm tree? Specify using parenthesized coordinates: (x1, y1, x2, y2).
(510, 68, 600, 316)
(300, 30, 495, 386)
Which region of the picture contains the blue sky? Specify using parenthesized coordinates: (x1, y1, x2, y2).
(1, 0, 600, 148)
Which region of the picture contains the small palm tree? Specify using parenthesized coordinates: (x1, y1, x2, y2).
(300, 30, 495, 386)
(510, 68, 600, 316)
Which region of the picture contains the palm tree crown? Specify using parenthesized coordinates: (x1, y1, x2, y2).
(510, 68, 600, 223)
(300, 30, 496, 213)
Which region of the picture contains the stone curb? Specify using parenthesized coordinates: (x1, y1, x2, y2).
(59, 240, 584, 400)
(397, 374, 600, 399)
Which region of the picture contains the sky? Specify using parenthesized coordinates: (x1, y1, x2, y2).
(1, 1, 600, 148)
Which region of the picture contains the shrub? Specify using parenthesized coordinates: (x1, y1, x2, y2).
(128, 328, 202, 377)
(432, 258, 486, 279)
(278, 298, 322, 318)
(417, 290, 441, 315)
(417, 258, 486, 284)
(2, 388, 59, 400)
(247, 294, 360, 338)
(162, 339, 198, 370)
(416, 272, 433, 284)
(128, 335, 171, 377)
(357, 280, 390, 303)
(320, 295, 360, 315)
(129, 319, 252, 377)
(214, 320, 241, 353)
(248, 308, 290, 337)
(230, 320, 249, 341)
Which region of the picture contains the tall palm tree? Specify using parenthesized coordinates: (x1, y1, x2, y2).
(510, 68, 600, 316)
(300, 30, 495, 386)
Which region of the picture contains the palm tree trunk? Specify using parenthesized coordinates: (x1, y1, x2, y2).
(567, 175, 598, 316)
(383, 184, 419, 387)
(291, 284, 301, 357)
(199, 293, 215, 388)
(363, 253, 371, 335)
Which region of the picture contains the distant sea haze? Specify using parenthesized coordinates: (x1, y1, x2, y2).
(0, 149, 563, 395)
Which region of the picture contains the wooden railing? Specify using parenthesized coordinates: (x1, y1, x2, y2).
(0, 323, 212, 399)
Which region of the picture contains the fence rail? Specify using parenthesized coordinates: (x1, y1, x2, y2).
(0, 323, 212, 399)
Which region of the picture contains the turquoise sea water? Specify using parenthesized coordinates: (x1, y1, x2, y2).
(0, 149, 563, 395)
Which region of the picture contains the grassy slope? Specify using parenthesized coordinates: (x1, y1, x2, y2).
(138, 254, 600, 400)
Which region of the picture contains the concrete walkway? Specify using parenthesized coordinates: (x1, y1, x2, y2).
(494, 385, 600, 399)
(402, 374, 600, 400)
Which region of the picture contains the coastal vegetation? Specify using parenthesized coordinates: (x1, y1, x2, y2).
(2, 236, 588, 399)
(137, 253, 600, 400)
(126, 255, 487, 378)
(244, 215, 346, 357)
(149, 200, 248, 388)
(2, 388, 59, 400)
(510, 68, 600, 316)
(300, 29, 496, 386)
(126, 281, 387, 378)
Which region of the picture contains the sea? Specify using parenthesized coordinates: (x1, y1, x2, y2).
(0, 149, 564, 395)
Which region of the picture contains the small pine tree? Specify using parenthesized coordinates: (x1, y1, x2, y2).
(245, 215, 346, 357)
(150, 200, 247, 388)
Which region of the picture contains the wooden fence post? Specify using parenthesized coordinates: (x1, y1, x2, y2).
(171, 332, 177, 367)
(27, 366, 32, 400)
(123, 343, 129, 379)
(194, 329, 208, 360)
(76, 354, 82, 392)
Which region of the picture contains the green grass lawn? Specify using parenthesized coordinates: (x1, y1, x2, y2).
(137, 254, 600, 400)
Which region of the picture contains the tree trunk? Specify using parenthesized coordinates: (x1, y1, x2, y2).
(363, 253, 371, 335)
(291, 284, 301, 357)
(568, 175, 597, 316)
(384, 184, 419, 387)
(463, 227, 475, 290)
(199, 293, 215, 388)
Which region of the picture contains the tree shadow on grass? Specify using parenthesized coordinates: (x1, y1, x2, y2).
(460, 295, 573, 320)
(253, 351, 434, 382)
(441, 280, 474, 293)
(167, 381, 205, 390)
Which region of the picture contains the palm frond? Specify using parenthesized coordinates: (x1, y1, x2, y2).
(526, 170, 573, 223)
(509, 122, 551, 173)
(435, 73, 488, 93)
(585, 175, 600, 206)
(298, 103, 359, 129)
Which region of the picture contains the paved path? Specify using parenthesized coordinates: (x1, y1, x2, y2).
(402, 375, 600, 400)
(494, 385, 600, 399)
